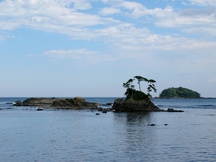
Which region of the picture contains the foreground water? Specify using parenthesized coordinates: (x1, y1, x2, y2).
(0, 98, 216, 162)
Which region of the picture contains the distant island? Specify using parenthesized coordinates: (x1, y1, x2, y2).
(159, 87, 201, 99)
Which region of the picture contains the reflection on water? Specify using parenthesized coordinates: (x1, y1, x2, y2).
(113, 112, 152, 125)
(126, 112, 152, 126)
(113, 112, 159, 161)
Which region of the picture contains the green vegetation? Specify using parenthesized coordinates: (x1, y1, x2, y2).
(123, 76, 157, 100)
(159, 87, 201, 99)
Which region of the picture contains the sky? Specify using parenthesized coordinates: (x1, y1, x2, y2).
(0, 0, 216, 97)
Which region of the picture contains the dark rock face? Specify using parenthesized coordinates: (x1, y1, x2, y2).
(112, 98, 162, 112)
(14, 97, 98, 109)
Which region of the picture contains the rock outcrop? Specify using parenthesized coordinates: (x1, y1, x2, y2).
(112, 98, 162, 112)
(14, 97, 98, 109)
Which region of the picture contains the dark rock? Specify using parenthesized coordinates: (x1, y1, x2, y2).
(36, 108, 43, 111)
(167, 108, 184, 112)
(112, 98, 162, 112)
(20, 97, 61, 107)
(107, 108, 114, 112)
(102, 109, 108, 113)
(148, 124, 156, 126)
(95, 113, 100, 115)
(13, 101, 22, 106)
(97, 107, 103, 111)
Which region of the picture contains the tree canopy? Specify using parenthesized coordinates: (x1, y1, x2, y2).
(123, 76, 157, 100)
(159, 87, 201, 99)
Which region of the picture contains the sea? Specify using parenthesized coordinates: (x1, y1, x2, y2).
(0, 97, 216, 162)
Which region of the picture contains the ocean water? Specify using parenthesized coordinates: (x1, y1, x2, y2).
(0, 97, 216, 162)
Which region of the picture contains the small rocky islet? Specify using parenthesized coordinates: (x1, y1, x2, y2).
(112, 75, 183, 112)
(14, 97, 113, 112)
(14, 97, 98, 110)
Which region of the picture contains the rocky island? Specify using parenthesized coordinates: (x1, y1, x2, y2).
(112, 76, 183, 112)
(14, 97, 98, 110)
(111, 76, 161, 112)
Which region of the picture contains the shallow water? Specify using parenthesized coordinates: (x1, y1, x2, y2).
(0, 98, 216, 161)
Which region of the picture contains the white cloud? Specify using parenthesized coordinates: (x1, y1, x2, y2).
(100, 7, 121, 15)
(70, 0, 92, 10)
(0, 0, 216, 59)
(154, 7, 216, 37)
(0, 0, 122, 40)
(156, 13, 215, 27)
(0, 0, 101, 27)
(97, 22, 216, 53)
(121, 1, 145, 17)
(182, 26, 216, 36)
(188, 0, 216, 6)
(114, 1, 174, 18)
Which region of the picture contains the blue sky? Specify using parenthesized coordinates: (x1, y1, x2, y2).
(0, 0, 216, 97)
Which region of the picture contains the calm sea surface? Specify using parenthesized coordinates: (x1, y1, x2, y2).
(0, 97, 216, 162)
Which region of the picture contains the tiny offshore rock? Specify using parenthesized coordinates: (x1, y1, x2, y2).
(148, 124, 156, 126)
(167, 108, 184, 112)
